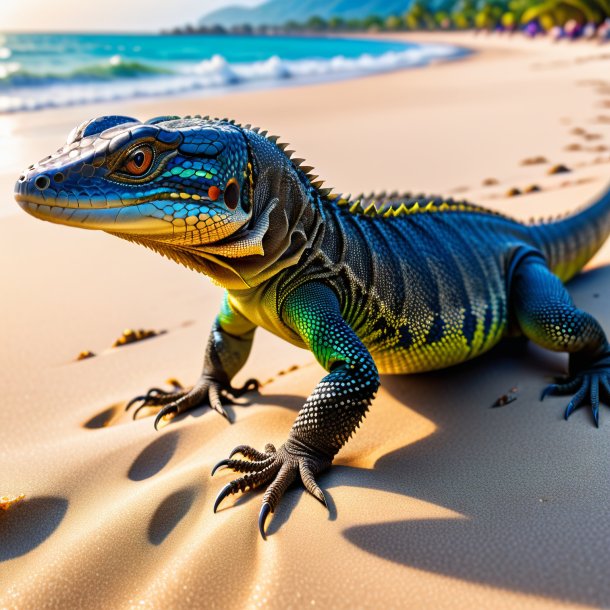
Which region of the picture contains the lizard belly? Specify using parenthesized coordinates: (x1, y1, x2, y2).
(368, 329, 505, 375)
(358, 293, 508, 375)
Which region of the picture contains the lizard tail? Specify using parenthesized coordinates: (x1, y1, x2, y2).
(530, 180, 610, 282)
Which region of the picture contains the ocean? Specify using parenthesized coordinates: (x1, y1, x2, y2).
(0, 32, 466, 113)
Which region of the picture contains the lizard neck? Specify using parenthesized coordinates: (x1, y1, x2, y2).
(113, 165, 325, 291)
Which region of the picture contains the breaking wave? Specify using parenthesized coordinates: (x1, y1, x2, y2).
(0, 44, 466, 113)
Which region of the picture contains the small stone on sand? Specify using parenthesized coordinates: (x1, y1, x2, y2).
(0, 494, 25, 511)
(521, 156, 548, 165)
(492, 386, 519, 408)
(548, 164, 571, 175)
(113, 328, 166, 348)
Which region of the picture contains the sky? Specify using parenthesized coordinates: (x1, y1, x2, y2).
(0, 0, 264, 33)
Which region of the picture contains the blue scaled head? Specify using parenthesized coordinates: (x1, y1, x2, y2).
(14, 115, 254, 245)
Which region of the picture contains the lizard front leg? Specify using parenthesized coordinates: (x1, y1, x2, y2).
(511, 250, 610, 426)
(212, 282, 380, 538)
(127, 293, 258, 428)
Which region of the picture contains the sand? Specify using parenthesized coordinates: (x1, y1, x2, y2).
(1, 32, 610, 609)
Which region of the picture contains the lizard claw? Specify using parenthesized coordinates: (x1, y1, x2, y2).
(154, 405, 179, 431)
(229, 443, 276, 460)
(258, 502, 271, 540)
(211, 459, 231, 476)
(127, 375, 259, 429)
(213, 483, 233, 513)
(125, 387, 171, 412)
(540, 384, 558, 401)
(212, 456, 274, 476)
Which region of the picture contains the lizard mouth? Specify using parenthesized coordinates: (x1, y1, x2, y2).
(15, 194, 172, 233)
(15, 191, 235, 240)
(14, 190, 216, 210)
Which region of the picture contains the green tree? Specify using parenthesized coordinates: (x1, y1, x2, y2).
(328, 16, 346, 30)
(405, 0, 435, 29)
(475, 1, 505, 28)
(385, 15, 403, 30)
(501, 11, 516, 28)
(346, 18, 364, 30)
(452, 0, 478, 28)
(363, 14, 385, 30)
(434, 11, 453, 29)
(306, 15, 327, 31)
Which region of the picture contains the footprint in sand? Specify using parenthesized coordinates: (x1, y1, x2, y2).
(0, 496, 68, 561)
(128, 432, 180, 481)
(83, 404, 124, 429)
(147, 487, 199, 545)
(523, 184, 542, 194)
(520, 155, 548, 166)
(548, 164, 571, 175)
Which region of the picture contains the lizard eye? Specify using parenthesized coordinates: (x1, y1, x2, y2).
(123, 145, 154, 176)
(224, 178, 240, 210)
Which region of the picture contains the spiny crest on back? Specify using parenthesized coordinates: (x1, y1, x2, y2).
(329, 192, 511, 220)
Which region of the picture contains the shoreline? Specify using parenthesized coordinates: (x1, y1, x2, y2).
(0, 34, 467, 115)
(2, 32, 610, 609)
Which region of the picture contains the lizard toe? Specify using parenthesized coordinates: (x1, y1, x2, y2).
(212, 440, 331, 537)
(544, 370, 610, 426)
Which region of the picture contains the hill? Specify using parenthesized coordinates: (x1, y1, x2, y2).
(200, 0, 427, 27)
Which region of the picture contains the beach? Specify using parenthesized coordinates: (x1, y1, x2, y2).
(1, 31, 610, 609)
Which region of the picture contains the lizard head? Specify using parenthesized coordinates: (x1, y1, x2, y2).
(15, 114, 323, 288)
(14, 115, 254, 245)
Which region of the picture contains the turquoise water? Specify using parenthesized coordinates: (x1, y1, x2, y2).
(0, 33, 466, 112)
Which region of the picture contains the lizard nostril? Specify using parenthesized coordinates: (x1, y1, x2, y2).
(35, 175, 51, 190)
(18, 175, 25, 182)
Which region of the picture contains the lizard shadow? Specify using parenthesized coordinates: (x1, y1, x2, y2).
(219, 390, 305, 423)
(332, 266, 610, 606)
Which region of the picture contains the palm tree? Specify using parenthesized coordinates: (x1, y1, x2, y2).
(452, 0, 478, 28)
(475, 2, 505, 28)
(405, 0, 435, 29)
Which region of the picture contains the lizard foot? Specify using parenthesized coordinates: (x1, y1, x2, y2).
(541, 363, 610, 427)
(212, 439, 331, 539)
(126, 377, 258, 429)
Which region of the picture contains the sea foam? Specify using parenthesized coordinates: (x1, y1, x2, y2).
(0, 43, 465, 113)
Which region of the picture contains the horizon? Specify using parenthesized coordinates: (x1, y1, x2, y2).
(0, 0, 264, 33)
